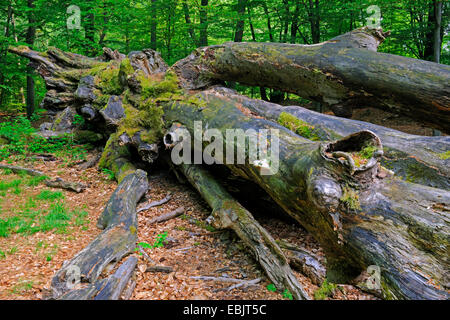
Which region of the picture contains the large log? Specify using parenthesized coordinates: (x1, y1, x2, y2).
(51, 170, 148, 299)
(172, 28, 450, 132)
(162, 87, 449, 300)
(214, 88, 450, 190)
(170, 159, 310, 300)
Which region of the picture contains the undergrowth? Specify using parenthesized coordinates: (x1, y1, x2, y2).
(0, 115, 88, 162)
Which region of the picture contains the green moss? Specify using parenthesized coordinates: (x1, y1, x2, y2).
(119, 58, 135, 87)
(73, 130, 103, 144)
(89, 61, 122, 95)
(340, 186, 361, 211)
(358, 144, 377, 160)
(438, 151, 450, 160)
(278, 112, 320, 141)
(120, 58, 134, 76)
(314, 280, 337, 300)
(139, 71, 182, 100)
(98, 133, 130, 170)
(116, 161, 136, 184)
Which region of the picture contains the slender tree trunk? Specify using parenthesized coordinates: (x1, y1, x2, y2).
(25, 0, 36, 119)
(199, 0, 209, 47)
(305, 0, 320, 43)
(282, 0, 290, 43)
(150, 0, 157, 50)
(247, 6, 256, 42)
(0, 2, 13, 105)
(182, 0, 198, 46)
(85, 0, 96, 56)
(234, 0, 246, 42)
(262, 1, 274, 42)
(291, 1, 300, 44)
(433, 1, 443, 63)
(98, 1, 108, 47)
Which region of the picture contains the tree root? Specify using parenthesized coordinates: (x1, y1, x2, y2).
(174, 162, 311, 300)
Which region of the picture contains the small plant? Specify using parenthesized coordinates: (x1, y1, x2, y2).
(314, 280, 338, 300)
(0, 249, 6, 259)
(9, 246, 18, 255)
(102, 168, 116, 181)
(135, 232, 169, 254)
(11, 280, 34, 295)
(26, 175, 48, 187)
(282, 289, 294, 300)
(266, 283, 277, 292)
(2, 168, 13, 175)
(72, 114, 85, 127)
(153, 231, 168, 248)
(340, 186, 361, 211)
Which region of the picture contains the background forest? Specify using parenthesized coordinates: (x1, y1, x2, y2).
(0, 0, 449, 117)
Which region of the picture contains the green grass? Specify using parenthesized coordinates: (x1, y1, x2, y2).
(0, 201, 89, 238)
(35, 190, 65, 201)
(11, 280, 34, 295)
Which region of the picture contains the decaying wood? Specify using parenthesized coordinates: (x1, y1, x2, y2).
(78, 151, 102, 170)
(173, 161, 310, 300)
(163, 89, 449, 300)
(239, 92, 450, 190)
(277, 240, 326, 286)
(147, 207, 185, 224)
(137, 193, 173, 213)
(51, 170, 148, 299)
(0, 163, 87, 192)
(146, 265, 174, 273)
(94, 256, 138, 300)
(172, 28, 450, 132)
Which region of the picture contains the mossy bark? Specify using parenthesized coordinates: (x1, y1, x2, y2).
(162, 88, 449, 300)
(227, 88, 450, 190)
(172, 28, 450, 132)
(51, 170, 148, 299)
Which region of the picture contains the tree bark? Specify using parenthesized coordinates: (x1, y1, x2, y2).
(51, 170, 148, 299)
(25, 0, 36, 119)
(199, 0, 209, 47)
(162, 87, 449, 300)
(433, 1, 443, 63)
(226, 90, 450, 190)
(172, 28, 450, 132)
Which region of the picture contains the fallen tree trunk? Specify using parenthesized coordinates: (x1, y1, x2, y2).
(216, 88, 450, 190)
(51, 169, 148, 299)
(172, 28, 450, 132)
(162, 88, 449, 300)
(172, 160, 310, 300)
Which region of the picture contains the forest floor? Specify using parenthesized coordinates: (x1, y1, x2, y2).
(0, 152, 376, 300)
